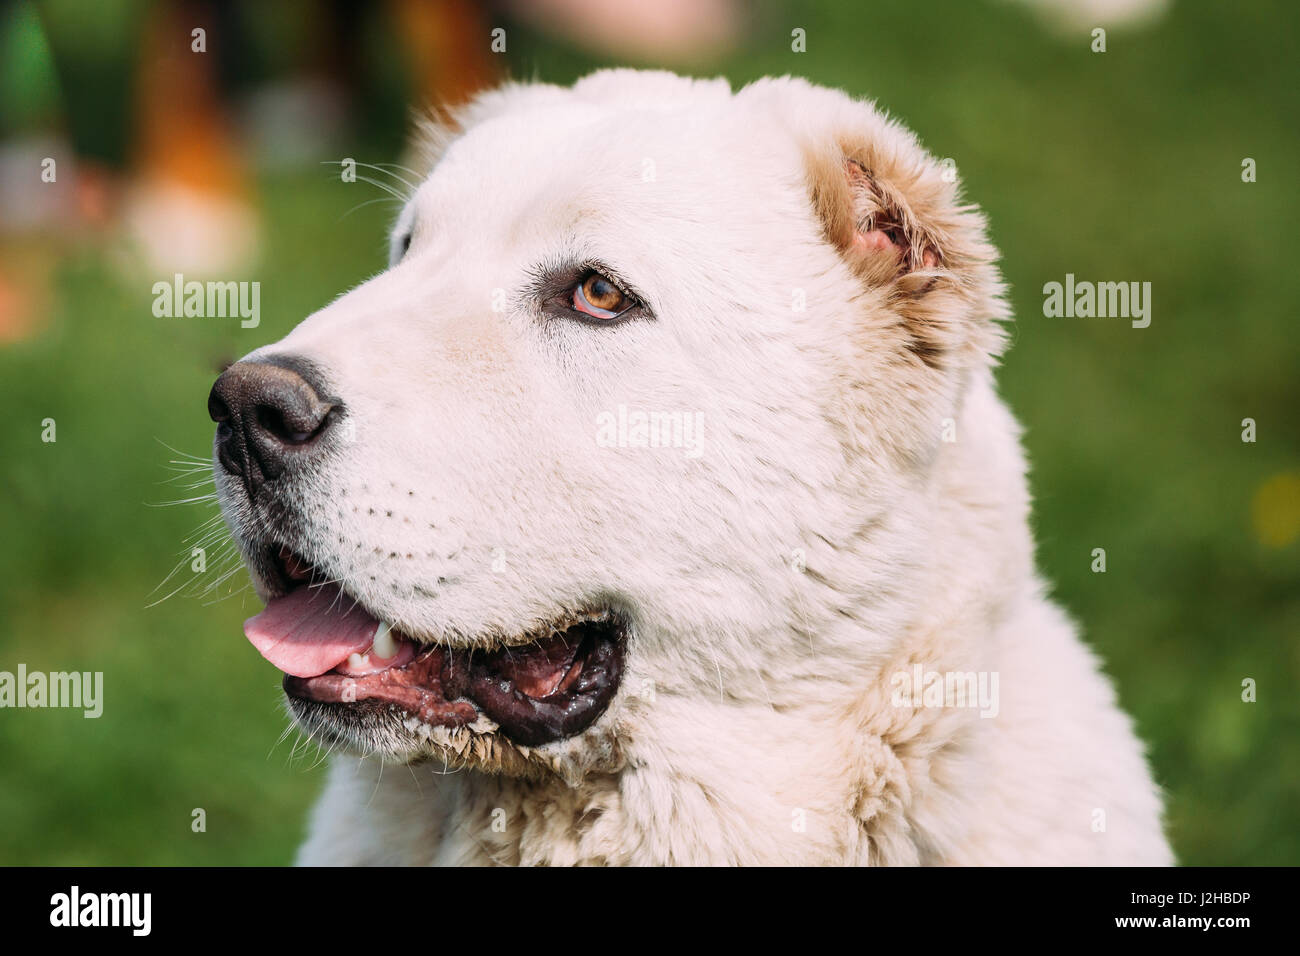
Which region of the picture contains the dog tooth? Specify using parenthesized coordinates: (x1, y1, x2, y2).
(372, 620, 398, 659)
(347, 652, 370, 669)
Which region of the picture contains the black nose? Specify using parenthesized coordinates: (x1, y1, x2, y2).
(208, 359, 337, 494)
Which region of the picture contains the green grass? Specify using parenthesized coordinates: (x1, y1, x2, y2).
(1, 0, 1296, 864)
(0, 174, 397, 864)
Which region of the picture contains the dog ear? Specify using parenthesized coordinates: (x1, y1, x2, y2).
(810, 154, 941, 285)
(804, 134, 1007, 370)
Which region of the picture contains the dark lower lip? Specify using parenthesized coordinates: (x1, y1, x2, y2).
(283, 616, 627, 748)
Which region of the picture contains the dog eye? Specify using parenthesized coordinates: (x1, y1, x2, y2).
(572, 272, 636, 320)
(394, 231, 412, 262)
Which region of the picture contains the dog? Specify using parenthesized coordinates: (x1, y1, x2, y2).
(209, 69, 1172, 865)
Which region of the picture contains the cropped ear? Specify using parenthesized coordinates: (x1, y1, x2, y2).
(803, 132, 1008, 370)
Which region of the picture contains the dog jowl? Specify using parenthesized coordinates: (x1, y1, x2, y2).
(209, 70, 1171, 866)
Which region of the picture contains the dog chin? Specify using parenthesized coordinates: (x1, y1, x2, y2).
(241, 545, 629, 775)
(284, 694, 544, 775)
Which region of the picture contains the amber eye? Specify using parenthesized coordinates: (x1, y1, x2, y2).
(573, 272, 634, 319)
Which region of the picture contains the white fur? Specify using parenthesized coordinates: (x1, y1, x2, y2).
(220, 70, 1171, 865)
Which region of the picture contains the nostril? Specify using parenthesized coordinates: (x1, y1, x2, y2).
(207, 391, 231, 424)
(255, 404, 325, 445)
(209, 357, 340, 490)
(255, 405, 290, 442)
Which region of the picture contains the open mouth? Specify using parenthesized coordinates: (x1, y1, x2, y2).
(243, 548, 626, 748)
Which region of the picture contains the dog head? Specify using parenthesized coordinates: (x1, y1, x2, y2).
(210, 70, 1007, 784)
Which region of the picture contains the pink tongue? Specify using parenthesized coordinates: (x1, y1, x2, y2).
(243, 584, 379, 678)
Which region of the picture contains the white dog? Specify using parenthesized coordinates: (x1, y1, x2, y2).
(209, 69, 1172, 865)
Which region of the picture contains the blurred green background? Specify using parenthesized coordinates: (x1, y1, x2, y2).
(0, 0, 1296, 865)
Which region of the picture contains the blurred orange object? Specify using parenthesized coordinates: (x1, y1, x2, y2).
(391, 0, 500, 109)
(126, 1, 258, 274)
